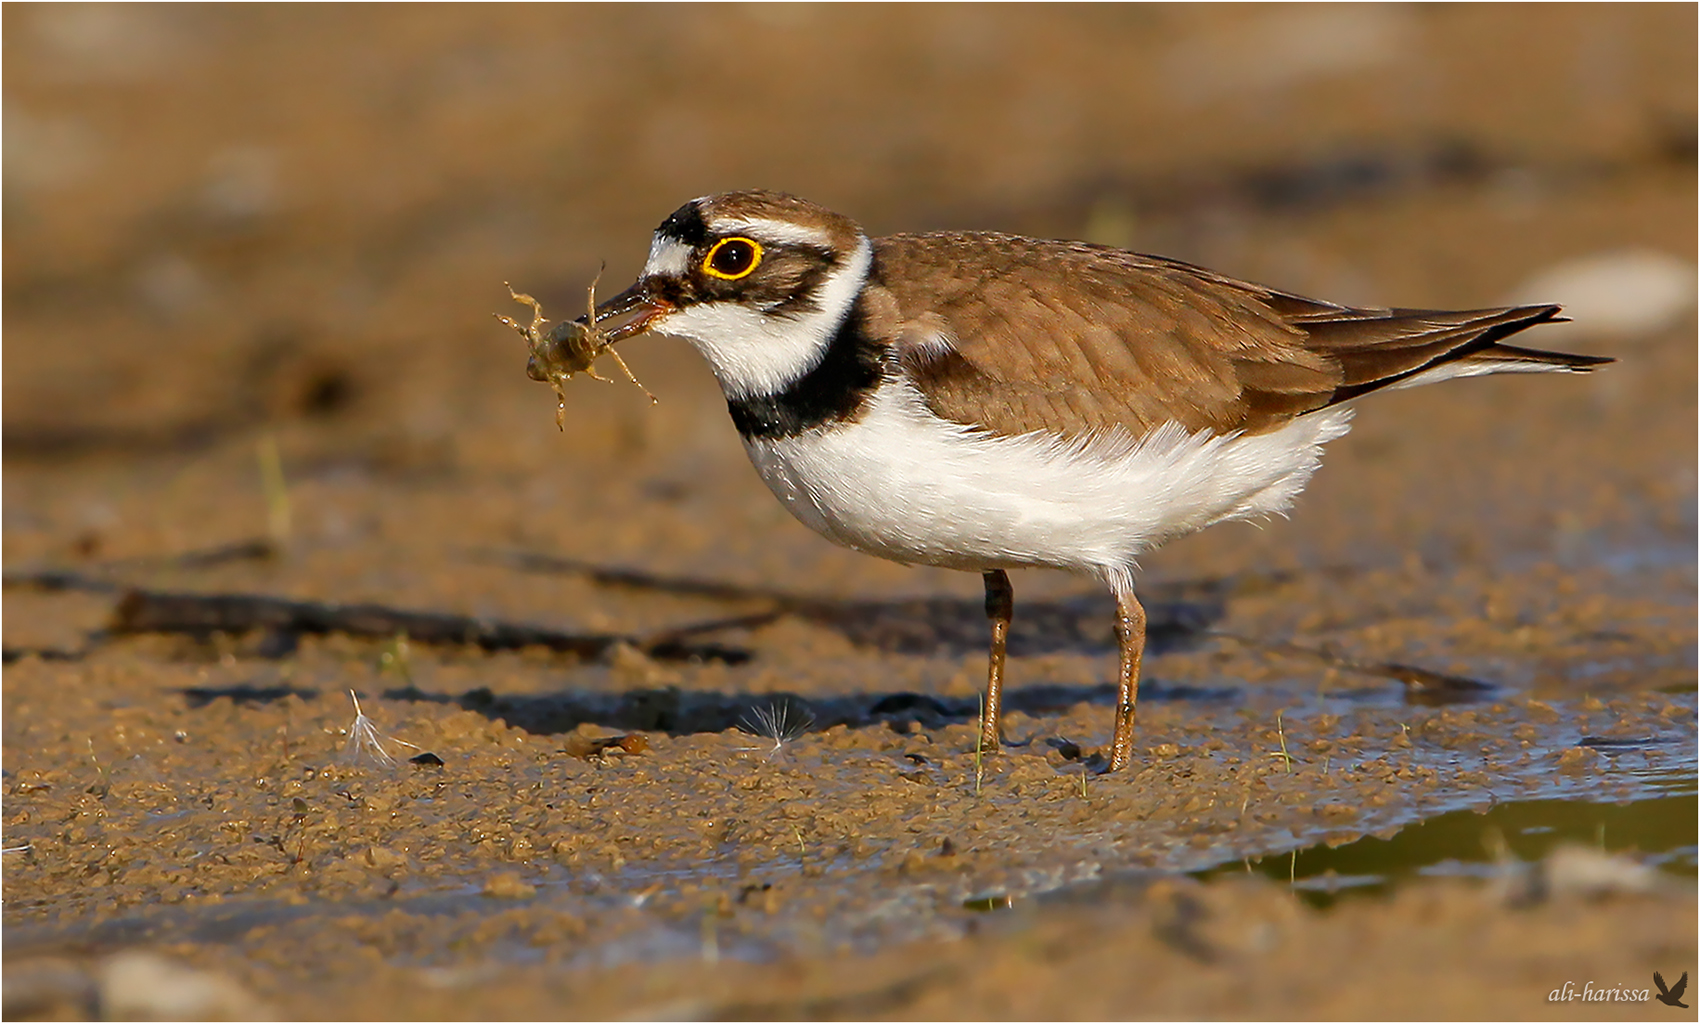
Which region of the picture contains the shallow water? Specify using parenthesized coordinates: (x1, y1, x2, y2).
(1207, 785, 1697, 906)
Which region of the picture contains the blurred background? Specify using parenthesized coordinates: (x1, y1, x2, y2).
(4, 8, 1696, 1018)
(4, 2, 1695, 608)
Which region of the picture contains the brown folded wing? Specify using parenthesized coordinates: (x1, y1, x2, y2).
(871, 232, 1593, 439)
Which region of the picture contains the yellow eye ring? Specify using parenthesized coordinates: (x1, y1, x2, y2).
(702, 237, 763, 280)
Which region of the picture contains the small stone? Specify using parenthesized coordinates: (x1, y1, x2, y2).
(97, 951, 265, 1020)
(363, 846, 406, 871)
(609, 642, 677, 686)
(1543, 844, 1663, 897)
(482, 872, 536, 899)
(1509, 249, 1697, 345)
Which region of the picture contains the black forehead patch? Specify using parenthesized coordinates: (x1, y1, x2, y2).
(655, 201, 709, 247)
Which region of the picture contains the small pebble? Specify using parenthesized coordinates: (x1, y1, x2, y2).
(1509, 249, 1696, 345)
(483, 872, 536, 899)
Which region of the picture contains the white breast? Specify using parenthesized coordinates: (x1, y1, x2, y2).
(742, 382, 1352, 579)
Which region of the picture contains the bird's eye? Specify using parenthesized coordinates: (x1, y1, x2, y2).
(702, 237, 762, 280)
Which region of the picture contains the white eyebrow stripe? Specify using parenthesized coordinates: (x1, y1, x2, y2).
(643, 235, 692, 278)
(652, 234, 872, 401)
(712, 217, 835, 249)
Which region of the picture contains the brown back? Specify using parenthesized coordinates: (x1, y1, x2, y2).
(871, 232, 1597, 439)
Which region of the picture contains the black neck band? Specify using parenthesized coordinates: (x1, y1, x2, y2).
(726, 301, 887, 440)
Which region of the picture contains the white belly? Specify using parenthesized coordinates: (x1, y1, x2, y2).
(741, 383, 1352, 577)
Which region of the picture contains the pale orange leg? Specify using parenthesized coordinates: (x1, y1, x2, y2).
(1107, 587, 1147, 772)
(978, 569, 1013, 755)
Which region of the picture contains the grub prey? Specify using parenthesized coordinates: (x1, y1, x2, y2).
(498, 272, 655, 429)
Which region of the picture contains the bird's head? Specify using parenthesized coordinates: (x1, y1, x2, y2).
(589, 190, 872, 399)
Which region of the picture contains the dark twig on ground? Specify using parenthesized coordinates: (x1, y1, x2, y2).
(3, 570, 123, 594)
(1209, 631, 1495, 704)
(3, 538, 279, 592)
(105, 588, 752, 663)
(0, 646, 95, 666)
(466, 547, 817, 607)
(465, 546, 1246, 657)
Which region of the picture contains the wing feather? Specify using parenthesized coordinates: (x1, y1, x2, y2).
(872, 233, 1603, 439)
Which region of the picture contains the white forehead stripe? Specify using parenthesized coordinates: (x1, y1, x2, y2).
(712, 217, 835, 249)
(654, 234, 873, 401)
(644, 235, 691, 278)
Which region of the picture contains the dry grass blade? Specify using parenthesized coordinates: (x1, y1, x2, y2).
(738, 699, 815, 757)
(341, 690, 421, 769)
(256, 433, 291, 547)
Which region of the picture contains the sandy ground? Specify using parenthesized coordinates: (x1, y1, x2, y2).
(4, 5, 1696, 1020)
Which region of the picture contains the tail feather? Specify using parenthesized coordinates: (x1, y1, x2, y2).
(1320, 304, 1611, 403)
(1470, 341, 1614, 372)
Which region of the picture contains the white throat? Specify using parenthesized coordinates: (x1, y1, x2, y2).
(644, 234, 873, 400)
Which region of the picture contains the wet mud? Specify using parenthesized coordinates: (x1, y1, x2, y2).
(5, 5, 1697, 1019)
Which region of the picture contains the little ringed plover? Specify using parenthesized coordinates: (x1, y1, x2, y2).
(582, 189, 1610, 772)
